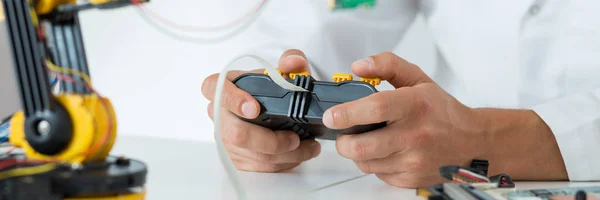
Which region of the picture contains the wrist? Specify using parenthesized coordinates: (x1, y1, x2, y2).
(471, 108, 541, 156)
(468, 108, 494, 159)
(468, 108, 567, 180)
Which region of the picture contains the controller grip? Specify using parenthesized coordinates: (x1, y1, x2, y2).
(232, 73, 385, 140)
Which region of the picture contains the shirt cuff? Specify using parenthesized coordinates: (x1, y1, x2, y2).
(531, 89, 600, 181)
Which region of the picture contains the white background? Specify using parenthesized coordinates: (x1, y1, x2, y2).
(77, 0, 436, 142)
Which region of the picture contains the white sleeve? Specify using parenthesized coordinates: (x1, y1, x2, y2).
(530, 0, 600, 181)
(244, 0, 419, 80)
(532, 89, 600, 181)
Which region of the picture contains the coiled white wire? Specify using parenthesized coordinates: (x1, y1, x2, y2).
(134, 1, 271, 44)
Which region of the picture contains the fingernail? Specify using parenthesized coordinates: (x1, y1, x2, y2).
(353, 57, 374, 68)
(322, 110, 334, 128)
(241, 101, 257, 118)
(312, 142, 320, 158)
(286, 54, 306, 61)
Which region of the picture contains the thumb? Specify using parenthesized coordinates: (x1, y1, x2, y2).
(351, 52, 432, 88)
(278, 49, 311, 74)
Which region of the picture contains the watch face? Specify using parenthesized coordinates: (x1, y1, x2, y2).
(0, 8, 21, 120)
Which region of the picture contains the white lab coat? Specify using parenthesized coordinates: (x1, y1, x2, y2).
(246, 0, 600, 181)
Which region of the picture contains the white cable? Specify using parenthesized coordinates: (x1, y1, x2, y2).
(214, 54, 308, 200)
(215, 55, 384, 199)
(135, 1, 271, 45)
(134, 0, 268, 33)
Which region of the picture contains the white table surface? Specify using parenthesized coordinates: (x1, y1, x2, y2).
(110, 135, 600, 200)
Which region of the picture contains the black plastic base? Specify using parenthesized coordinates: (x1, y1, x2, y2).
(0, 154, 147, 200)
(233, 74, 386, 140)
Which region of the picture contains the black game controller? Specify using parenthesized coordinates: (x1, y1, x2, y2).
(232, 71, 386, 140)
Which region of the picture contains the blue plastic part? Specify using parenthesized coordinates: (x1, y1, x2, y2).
(0, 122, 9, 143)
(50, 77, 58, 86)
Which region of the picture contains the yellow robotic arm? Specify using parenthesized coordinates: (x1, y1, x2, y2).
(0, 0, 149, 199)
(0, 1, 380, 199)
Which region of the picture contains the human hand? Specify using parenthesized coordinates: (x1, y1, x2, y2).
(202, 49, 320, 172)
(325, 52, 488, 188)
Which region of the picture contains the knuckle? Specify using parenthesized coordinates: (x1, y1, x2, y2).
(350, 139, 366, 159)
(376, 173, 414, 188)
(207, 102, 214, 120)
(375, 174, 397, 186)
(263, 164, 281, 172)
(410, 63, 423, 73)
(226, 70, 243, 80)
(405, 157, 425, 170)
(266, 133, 293, 154)
(375, 173, 386, 181)
(415, 179, 432, 188)
(231, 159, 244, 168)
(223, 92, 244, 111)
(221, 135, 229, 144)
(380, 51, 397, 59)
(301, 147, 314, 161)
(403, 175, 431, 188)
(398, 178, 420, 188)
(341, 108, 352, 124)
(356, 161, 373, 174)
(410, 63, 432, 82)
(256, 153, 276, 163)
(413, 127, 434, 146)
(201, 74, 218, 97)
(264, 140, 282, 154)
(412, 90, 431, 117)
(379, 51, 400, 65)
(369, 95, 389, 121)
(228, 127, 249, 147)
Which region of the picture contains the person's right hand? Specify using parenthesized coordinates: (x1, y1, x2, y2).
(202, 49, 321, 172)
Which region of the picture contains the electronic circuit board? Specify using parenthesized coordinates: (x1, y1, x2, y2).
(329, 0, 375, 10)
(500, 186, 600, 200)
(417, 161, 600, 200)
(419, 184, 600, 200)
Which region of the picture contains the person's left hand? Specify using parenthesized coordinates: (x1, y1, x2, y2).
(323, 52, 489, 188)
